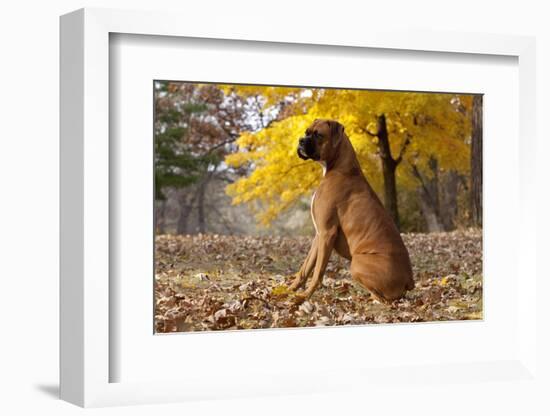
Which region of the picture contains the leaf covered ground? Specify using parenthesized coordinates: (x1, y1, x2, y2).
(155, 230, 482, 333)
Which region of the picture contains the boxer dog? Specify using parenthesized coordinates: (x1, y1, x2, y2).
(290, 119, 414, 303)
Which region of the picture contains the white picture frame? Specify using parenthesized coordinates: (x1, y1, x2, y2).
(60, 7, 540, 408)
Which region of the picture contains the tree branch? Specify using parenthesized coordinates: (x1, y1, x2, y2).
(395, 133, 412, 166)
(205, 136, 238, 154)
(410, 162, 438, 211)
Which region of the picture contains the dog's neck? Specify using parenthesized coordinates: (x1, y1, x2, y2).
(325, 135, 363, 177)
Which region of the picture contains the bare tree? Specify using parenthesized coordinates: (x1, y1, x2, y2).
(471, 95, 483, 227)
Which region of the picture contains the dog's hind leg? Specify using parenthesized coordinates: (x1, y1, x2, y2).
(350, 255, 408, 302)
(350, 270, 392, 303)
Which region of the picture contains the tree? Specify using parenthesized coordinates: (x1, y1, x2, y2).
(411, 156, 444, 232)
(154, 82, 213, 199)
(225, 87, 472, 230)
(363, 113, 410, 228)
(154, 81, 251, 234)
(471, 95, 483, 227)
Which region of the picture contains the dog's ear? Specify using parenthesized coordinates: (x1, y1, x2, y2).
(328, 120, 344, 147)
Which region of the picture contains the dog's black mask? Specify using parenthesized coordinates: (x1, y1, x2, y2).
(297, 135, 319, 160)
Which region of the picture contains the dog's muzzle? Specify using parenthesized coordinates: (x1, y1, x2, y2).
(297, 136, 317, 160)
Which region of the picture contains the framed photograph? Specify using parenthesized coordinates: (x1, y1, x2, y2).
(60, 7, 539, 408)
(151, 80, 483, 334)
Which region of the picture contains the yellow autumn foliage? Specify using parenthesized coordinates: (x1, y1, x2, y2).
(224, 85, 472, 226)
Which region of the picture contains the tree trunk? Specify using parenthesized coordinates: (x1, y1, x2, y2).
(155, 199, 167, 234)
(471, 95, 483, 227)
(440, 170, 460, 231)
(197, 172, 214, 234)
(176, 189, 199, 234)
(411, 158, 444, 232)
(427, 157, 440, 217)
(417, 188, 444, 232)
(376, 114, 400, 230)
(197, 184, 206, 234)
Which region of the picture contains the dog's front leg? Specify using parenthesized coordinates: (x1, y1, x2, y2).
(300, 227, 337, 300)
(289, 235, 318, 291)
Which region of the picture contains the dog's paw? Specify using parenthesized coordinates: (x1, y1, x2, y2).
(291, 292, 309, 305)
(368, 293, 389, 305)
(287, 274, 304, 291)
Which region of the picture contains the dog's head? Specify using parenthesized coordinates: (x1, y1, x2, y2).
(297, 119, 344, 161)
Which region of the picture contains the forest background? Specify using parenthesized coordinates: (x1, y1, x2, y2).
(154, 81, 482, 236)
